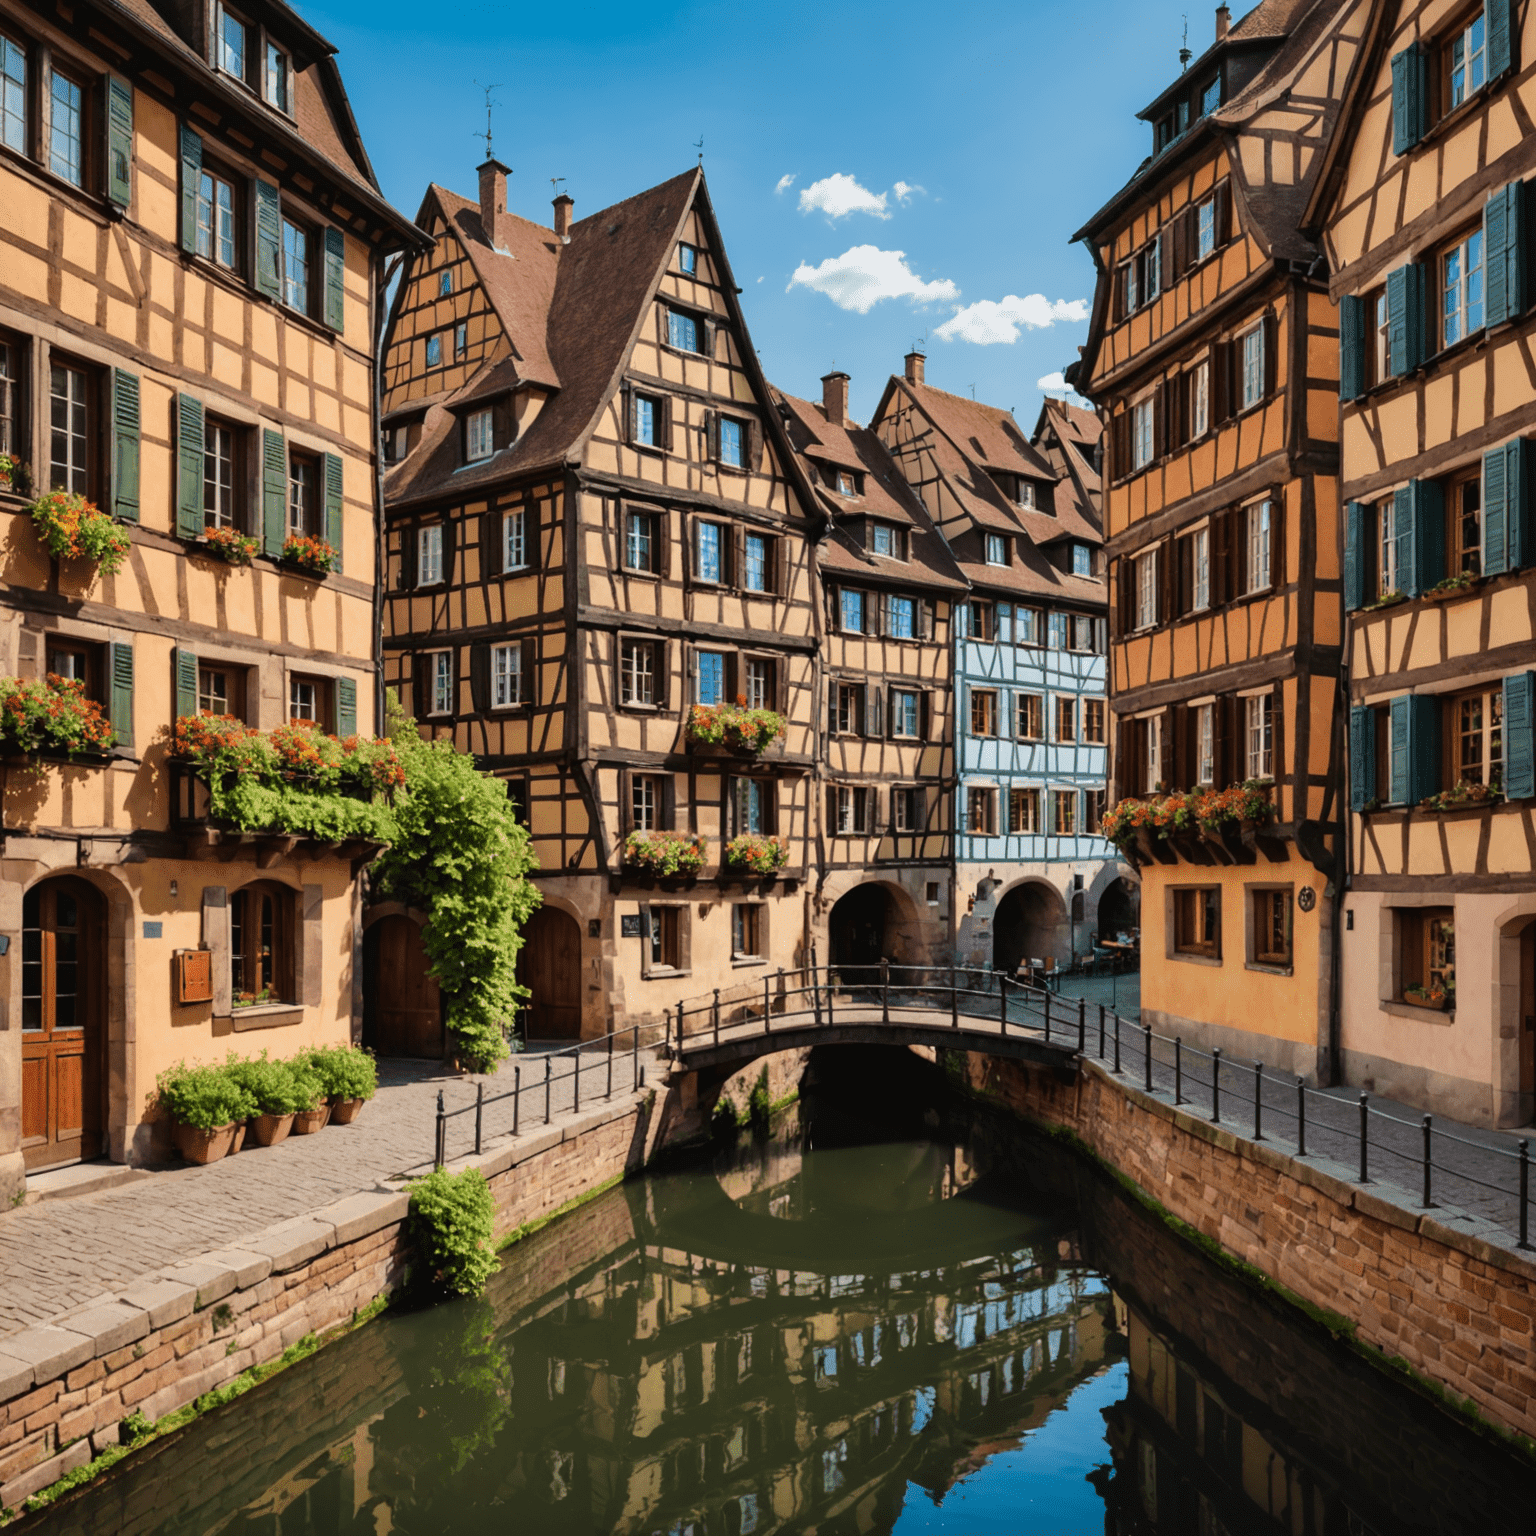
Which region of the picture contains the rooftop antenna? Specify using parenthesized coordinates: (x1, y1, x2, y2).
(473, 81, 504, 161)
(1179, 15, 1191, 70)
(693, 134, 705, 166)
(550, 176, 566, 197)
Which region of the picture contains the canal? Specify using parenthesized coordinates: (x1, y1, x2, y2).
(20, 1047, 1533, 1534)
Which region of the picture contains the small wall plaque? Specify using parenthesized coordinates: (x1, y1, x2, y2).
(1297, 886, 1316, 913)
(0, 935, 9, 956)
(621, 914, 643, 938)
(142, 921, 163, 939)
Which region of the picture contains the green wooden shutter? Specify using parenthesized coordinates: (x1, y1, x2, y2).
(1392, 486, 1417, 597)
(108, 640, 134, 749)
(322, 452, 343, 573)
(1484, 181, 1527, 327)
(1339, 294, 1365, 401)
(1388, 696, 1410, 804)
(1484, 442, 1509, 574)
(1507, 437, 1532, 570)
(1344, 500, 1367, 611)
(337, 676, 358, 737)
(111, 368, 140, 523)
(1386, 264, 1426, 375)
(176, 393, 205, 540)
(1391, 45, 1426, 155)
(1408, 694, 1438, 803)
(174, 647, 199, 720)
(105, 75, 133, 210)
(179, 126, 202, 254)
(1488, 0, 1514, 78)
(322, 227, 346, 332)
(254, 180, 282, 301)
(262, 428, 287, 556)
(1409, 479, 1445, 593)
(1503, 672, 1535, 799)
(1349, 706, 1375, 811)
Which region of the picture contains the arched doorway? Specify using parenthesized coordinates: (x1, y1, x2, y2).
(519, 907, 582, 1039)
(1097, 878, 1140, 942)
(828, 885, 894, 987)
(365, 915, 444, 1058)
(993, 882, 1068, 978)
(21, 876, 105, 1169)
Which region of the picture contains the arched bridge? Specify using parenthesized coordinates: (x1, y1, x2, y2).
(663, 964, 1086, 1078)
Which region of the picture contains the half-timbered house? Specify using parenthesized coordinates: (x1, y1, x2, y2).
(1311, 0, 1536, 1124)
(772, 371, 965, 975)
(1070, 0, 1363, 1078)
(0, 0, 420, 1184)
(380, 164, 821, 1040)
(872, 355, 1127, 975)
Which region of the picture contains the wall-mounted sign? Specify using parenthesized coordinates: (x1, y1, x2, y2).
(142, 921, 163, 939)
(1297, 886, 1316, 913)
(621, 914, 643, 938)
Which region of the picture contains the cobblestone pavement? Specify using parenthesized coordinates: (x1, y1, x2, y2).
(0, 1040, 652, 1340)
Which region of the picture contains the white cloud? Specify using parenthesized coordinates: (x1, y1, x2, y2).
(893, 181, 925, 202)
(788, 246, 960, 315)
(798, 173, 890, 221)
(774, 173, 796, 195)
(1038, 371, 1091, 406)
(933, 294, 1090, 345)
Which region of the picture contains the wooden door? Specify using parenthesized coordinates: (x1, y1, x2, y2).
(368, 915, 444, 1058)
(20, 878, 103, 1169)
(520, 908, 582, 1039)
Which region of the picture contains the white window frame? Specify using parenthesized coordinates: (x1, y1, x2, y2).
(1244, 693, 1274, 780)
(891, 688, 920, 738)
(204, 421, 236, 529)
(885, 594, 916, 639)
(1245, 500, 1272, 594)
(1191, 361, 1209, 438)
(503, 509, 527, 571)
(1146, 712, 1163, 794)
(1448, 11, 1488, 108)
(1197, 197, 1215, 261)
(744, 656, 772, 710)
(1072, 543, 1092, 577)
(1240, 326, 1265, 411)
(1132, 397, 1154, 469)
(695, 521, 724, 583)
(1196, 703, 1215, 786)
(1019, 480, 1035, 510)
(625, 509, 656, 573)
(620, 638, 656, 707)
(1442, 229, 1485, 349)
(1193, 526, 1211, 611)
(1135, 548, 1159, 631)
(491, 642, 523, 708)
(719, 417, 745, 469)
(985, 533, 1008, 566)
(632, 773, 658, 831)
(429, 650, 453, 716)
(196, 169, 237, 269)
(466, 409, 494, 463)
(839, 588, 865, 634)
(743, 532, 769, 593)
(667, 309, 700, 353)
(1379, 498, 1403, 597)
(417, 524, 444, 586)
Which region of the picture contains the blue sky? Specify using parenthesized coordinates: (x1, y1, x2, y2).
(309, 0, 1213, 424)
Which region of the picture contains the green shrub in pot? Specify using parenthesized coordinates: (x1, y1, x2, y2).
(225, 1052, 312, 1115)
(307, 1045, 378, 1103)
(156, 1061, 256, 1130)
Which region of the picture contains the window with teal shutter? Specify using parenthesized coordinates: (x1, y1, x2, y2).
(1392, 486, 1418, 597)
(1488, 0, 1514, 79)
(1344, 501, 1368, 610)
(1408, 479, 1444, 594)
(253, 180, 282, 301)
(1391, 45, 1428, 155)
(323, 227, 346, 332)
(105, 75, 133, 210)
(1504, 673, 1535, 798)
(1389, 694, 1439, 805)
(1483, 180, 1526, 327)
(1386, 264, 1426, 375)
(1339, 295, 1365, 401)
(178, 126, 202, 254)
(109, 641, 134, 749)
(1349, 706, 1376, 811)
(262, 428, 286, 556)
(176, 394, 205, 539)
(174, 648, 199, 720)
(323, 452, 343, 573)
(337, 677, 357, 737)
(111, 369, 140, 523)
(1485, 438, 1532, 573)
(1484, 442, 1509, 573)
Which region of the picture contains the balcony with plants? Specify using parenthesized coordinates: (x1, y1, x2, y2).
(1100, 780, 1281, 866)
(685, 699, 787, 757)
(721, 832, 790, 880)
(621, 829, 708, 883)
(0, 674, 117, 766)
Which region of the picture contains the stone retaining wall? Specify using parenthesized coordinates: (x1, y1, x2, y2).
(0, 1093, 650, 1513)
(959, 1052, 1536, 1442)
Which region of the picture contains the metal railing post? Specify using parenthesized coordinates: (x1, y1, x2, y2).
(1252, 1062, 1262, 1141)
(827, 967, 835, 1026)
(1422, 1115, 1433, 1208)
(1112, 1012, 1121, 1074)
(513, 1063, 521, 1136)
(1044, 989, 1051, 1044)
(607, 1030, 614, 1101)
(1519, 1140, 1530, 1250)
(882, 958, 890, 1025)
(1174, 1038, 1182, 1104)
(1143, 1024, 1152, 1093)
(545, 1056, 552, 1125)
(1098, 1003, 1106, 1058)
(573, 1047, 581, 1113)
(764, 973, 771, 1034)
(1211, 1048, 1221, 1122)
(1296, 1077, 1306, 1156)
(713, 988, 721, 1046)
(676, 1000, 684, 1058)
(812, 965, 823, 1029)
(632, 1026, 639, 1092)
(1358, 1093, 1370, 1183)
(1077, 997, 1086, 1054)
(434, 1089, 446, 1169)
(474, 1080, 484, 1155)
(950, 965, 959, 1029)
(999, 973, 1008, 1034)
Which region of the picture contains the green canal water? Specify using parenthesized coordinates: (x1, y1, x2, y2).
(21, 1049, 1534, 1535)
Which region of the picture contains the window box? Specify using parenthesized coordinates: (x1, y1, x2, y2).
(622, 829, 707, 879)
(30, 491, 131, 575)
(1418, 778, 1501, 813)
(686, 703, 787, 756)
(722, 833, 788, 876)
(1402, 984, 1449, 1012)
(199, 527, 259, 566)
(279, 533, 338, 577)
(1421, 572, 1479, 603)
(0, 673, 116, 757)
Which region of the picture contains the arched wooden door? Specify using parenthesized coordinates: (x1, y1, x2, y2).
(21, 877, 105, 1169)
(519, 908, 582, 1039)
(366, 915, 444, 1058)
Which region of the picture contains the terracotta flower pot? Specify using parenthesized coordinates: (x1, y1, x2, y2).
(330, 1097, 365, 1125)
(174, 1121, 237, 1165)
(251, 1111, 295, 1146)
(293, 1104, 331, 1135)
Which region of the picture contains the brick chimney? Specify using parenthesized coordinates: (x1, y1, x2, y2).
(904, 350, 925, 386)
(1215, 4, 1230, 39)
(552, 193, 574, 242)
(821, 371, 849, 427)
(477, 157, 511, 248)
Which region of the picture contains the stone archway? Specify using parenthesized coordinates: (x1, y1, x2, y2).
(993, 881, 1069, 978)
(1096, 877, 1140, 942)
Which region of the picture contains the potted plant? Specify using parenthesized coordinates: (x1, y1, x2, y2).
(157, 1061, 257, 1165)
(0, 452, 17, 492)
(1403, 984, 1449, 1011)
(281, 533, 338, 576)
(29, 490, 132, 575)
(686, 700, 788, 755)
(723, 832, 789, 876)
(1424, 571, 1475, 601)
(226, 1053, 309, 1146)
(0, 675, 116, 759)
(622, 829, 707, 878)
(202, 526, 260, 566)
(291, 1057, 331, 1134)
(307, 1044, 378, 1124)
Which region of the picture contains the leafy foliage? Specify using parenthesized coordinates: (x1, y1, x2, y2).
(723, 832, 788, 874)
(686, 701, 787, 753)
(202, 526, 259, 565)
(407, 1167, 498, 1298)
(0, 674, 116, 756)
(30, 490, 133, 574)
(306, 1044, 378, 1101)
(373, 695, 540, 1072)
(155, 1061, 257, 1129)
(1418, 778, 1500, 812)
(1100, 781, 1274, 846)
(225, 1051, 323, 1115)
(623, 829, 707, 876)
(281, 533, 338, 574)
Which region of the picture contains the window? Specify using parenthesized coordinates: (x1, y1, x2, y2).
(835, 786, 870, 834)
(230, 883, 290, 1005)
(871, 522, 899, 556)
(648, 906, 681, 970)
(1135, 548, 1159, 630)
(1191, 361, 1210, 437)
(743, 532, 769, 592)
(1072, 543, 1092, 577)
(667, 309, 700, 352)
(1, 34, 25, 154)
(732, 904, 763, 959)
(428, 650, 453, 715)
(968, 600, 995, 642)
(1398, 907, 1455, 1005)
(1378, 496, 1404, 597)
(198, 665, 244, 719)
(46, 639, 95, 692)
(744, 657, 774, 710)
(986, 533, 1008, 565)
(1084, 698, 1106, 744)
(384, 425, 408, 463)
(1193, 526, 1211, 610)
(466, 410, 494, 462)
(966, 786, 996, 835)
(49, 361, 90, 496)
(1366, 288, 1389, 387)
(970, 689, 998, 738)
(631, 773, 661, 830)
(217, 6, 248, 79)
(196, 169, 237, 269)
(1241, 326, 1265, 409)
(425, 334, 442, 368)
(288, 674, 328, 726)
(837, 470, 859, 497)
(281, 219, 309, 312)
(695, 650, 725, 705)
(204, 421, 238, 529)
(1244, 694, 1274, 779)
(620, 638, 657, 706)
(1143, 237, 1161, 302)
(732, 777, 769, 835)
(1200, 76, 1220, 116)
(1016, 692, 1043, 739)
(633, 393, 659, 448)
(503, 508, 528, 570)
(1069, 614, 1096, 652)
(1452, 687, 1502, 785)
(1122, 258, 1139, 315)
(625, 509, 659, 573)
(835, 682, 863, 734)
(892, 787, 921, 832)
(678, 243, 698, 275)
(1054, 697, 1076, 743)
(438, 270, 454, 299)
(1019, 480, 1036, 510)
(263, 42, 288, 111)
(1253, 889, 1293, 967)
(1246, 500, 1272, 592)
(885, 595, 915, 639)
(1132, 398, 1154, 469)
(48, 71, 83, 187)
(1196, 704, 1215, 785)
(1008, 788, 1039, 834)
(1174, 887, 1221, 958)
(1085, 788, 1107, 832)
(891, 688, 920, 738)
(1441, 228, 1484, 349)
(1016, 607, 1041, 646)
(1052, 791, 1077, 836)
(417, 524, 444, 586)
(1450, 470, 1481, 576)
(1146, 712, 1163, 794)
(1446, 10, 1487, 108)
(839, 588, 865, 633)
(1196, 197, 1216, 261)
(455, 322, 468, 359)
(719, 417, 744, 468)
(491, 643, 523, 707)
(695, 521, 724, 582)
(288, 453, 319, 536)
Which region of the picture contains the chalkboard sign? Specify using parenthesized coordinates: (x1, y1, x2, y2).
(621, 914, 643, 938)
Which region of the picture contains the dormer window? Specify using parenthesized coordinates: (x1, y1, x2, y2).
(1019, 480, 1036, 510)
(1200, 76, 1221, 116)
(985, 533, 1009, 566)
(263, 41, 288, 112)
(217, 6, 248, 81)
(384, 424, 409, 463)
(678, 243, 698, 275)
(837, 470, 859, 497)
(1072, 543, 1093, 578)
(870, 522, 904, 559)
(466, 409, 493, 463)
